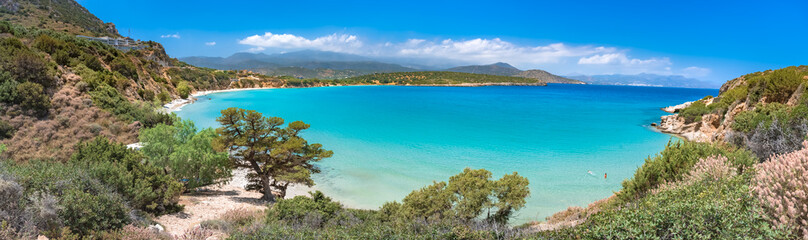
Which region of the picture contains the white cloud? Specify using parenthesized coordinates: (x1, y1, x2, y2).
(395, 38, 612, 65)
(237, 32, 699, 77)
(578, 53, 670, 66)
(160, 33, 181, 39)
(238, 32, 362, 53)
(681, 66, 712, 78)
(577, 53, 625, 64)
(205, 41, 216, 46)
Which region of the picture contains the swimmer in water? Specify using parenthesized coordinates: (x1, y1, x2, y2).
(587, 170, 594, 175)
(604, 173, 607, 179)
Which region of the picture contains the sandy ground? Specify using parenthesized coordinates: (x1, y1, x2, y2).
(162, 87, 274, 113)
(154, 168, 313, 236)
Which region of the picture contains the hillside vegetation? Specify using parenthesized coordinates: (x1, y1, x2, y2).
(531, 65, 808, 239)
(660, 66, 808, 158)
(335, 71, 548, 85)
(181, 51, 417, 79)
(447, 62, 584, 84)
(0, 0, 116, 36)
(0, 20, 302, 161)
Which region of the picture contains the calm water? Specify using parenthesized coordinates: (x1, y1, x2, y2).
(176, 84, 717, 223)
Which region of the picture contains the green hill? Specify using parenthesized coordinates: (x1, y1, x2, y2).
(336, 71, 549, 85)
(447, 62, 585, 84)
(446, 62, 523, 76)
(0, 0, 117, 36)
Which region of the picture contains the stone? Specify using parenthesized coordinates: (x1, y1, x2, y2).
(148, 223, 165, 233)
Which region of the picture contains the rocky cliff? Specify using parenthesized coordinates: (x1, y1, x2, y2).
(655, 66, 808, 157)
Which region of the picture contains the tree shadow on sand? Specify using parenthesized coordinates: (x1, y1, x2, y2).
(229, 196, 269, 206)
(185, 189, 240, 197)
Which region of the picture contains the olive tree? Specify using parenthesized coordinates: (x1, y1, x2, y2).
(215, 107, 332, 201)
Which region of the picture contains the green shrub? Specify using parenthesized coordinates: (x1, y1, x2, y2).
(8, 50, 53, 88)
(82, 54, 105, 72)
(6, 160, 133, 235)
(618, 140, 756, 202)
(732, 103, 798, 133)
(395, 168, 529, 224)
(110, 56, 138, 79)
(570, 174, 792, 239)
(33, 34, 61, 54)
(0, 71, 18, 103)
(157, 91, 170, 103)
(15, 81, 50, 117)
(177, 81, 191, 99)
(267, 191, 342, 226)
(89, 85, 174, 127)
(0, 119, 15, 139)
(58, 174, 131, 235)
(0, 21, 12, 34)
(139, 120, 231, 189)
(678, 100, 710, 123)
(137, 88, 154, 101)
(69, 137, 184, 214)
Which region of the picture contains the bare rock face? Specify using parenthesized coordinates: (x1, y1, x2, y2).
(787, 83, 805, 106)
(105, 22, 119, 36)
(656, 96, 725, 142)
(658, 114, 722, 142)
(657, 115, 686, 134)
(661, 101, 693, 113)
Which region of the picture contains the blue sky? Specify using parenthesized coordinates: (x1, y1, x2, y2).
(78, 0, 806, 83)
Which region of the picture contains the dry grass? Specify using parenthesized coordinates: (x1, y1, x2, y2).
(652, 155, 738, 194)
(529, 194, 616, 231)
(2, 85, 138, 161)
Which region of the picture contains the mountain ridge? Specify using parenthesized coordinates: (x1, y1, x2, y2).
(567, 73, 718, 89)
(183, 52, 585, 84)
(446, 62, 585, 84)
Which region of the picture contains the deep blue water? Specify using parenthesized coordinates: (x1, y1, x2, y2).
(176, 84, 717, 223)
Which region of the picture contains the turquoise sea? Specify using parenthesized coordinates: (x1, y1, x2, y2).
(176, 84, 717, 224)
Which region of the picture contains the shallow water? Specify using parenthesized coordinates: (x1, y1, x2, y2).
(176, 84, 716, 223)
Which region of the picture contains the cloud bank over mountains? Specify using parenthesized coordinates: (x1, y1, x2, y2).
(237, 32, 710, 78)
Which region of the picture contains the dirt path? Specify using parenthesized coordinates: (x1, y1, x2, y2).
(155, 168, 313, 236)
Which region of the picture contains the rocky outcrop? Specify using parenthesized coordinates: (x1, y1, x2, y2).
(655, 67, 806, 143)
(661, 101, 694, 113)
(105, 22, 119, 36)
(657, 113, 721, 142)
(656, 96, 733, 142)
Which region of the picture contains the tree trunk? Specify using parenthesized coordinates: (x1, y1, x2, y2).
(276, 183, 289, 199)
(261, 174, 276, 202)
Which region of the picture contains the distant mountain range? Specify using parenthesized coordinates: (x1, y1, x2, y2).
(183, 50, 717, 88)
(182, 51, 418, 79)
(181, 52, 582, 84)
(566, 74, 719, 89)
(447, 62, 584, 84)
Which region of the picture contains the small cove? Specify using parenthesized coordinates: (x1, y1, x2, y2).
(176, 84, 718, 224)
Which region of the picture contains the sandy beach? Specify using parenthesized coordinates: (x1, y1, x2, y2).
(154, 168, 313, 236)
(162, 87, 275, 112)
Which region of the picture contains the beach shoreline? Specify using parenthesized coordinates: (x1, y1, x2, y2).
(164, 83, 548, 112)
(162, 87, 277, 112)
